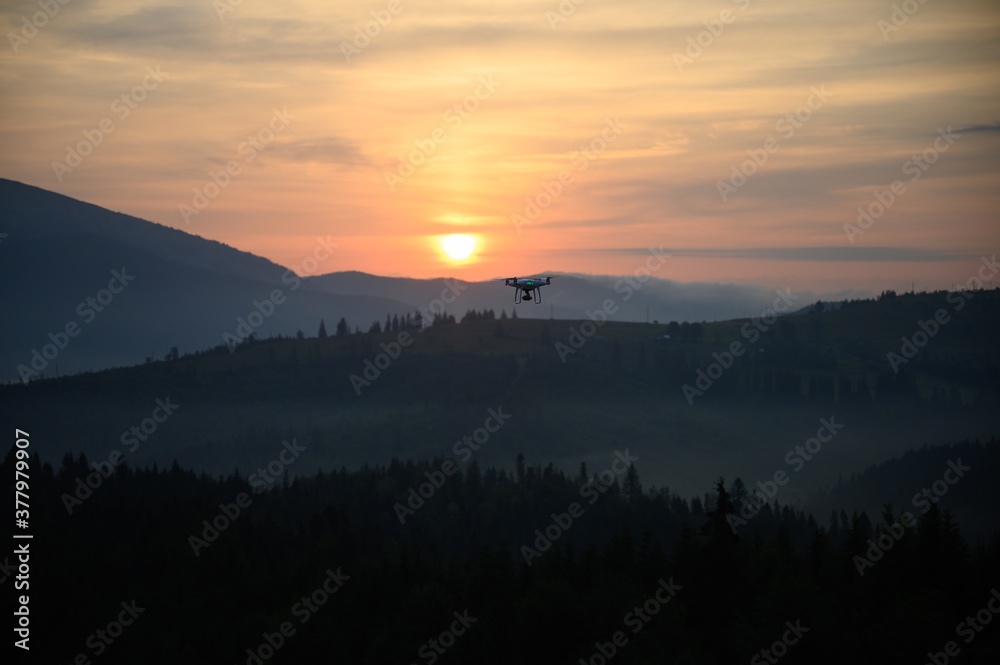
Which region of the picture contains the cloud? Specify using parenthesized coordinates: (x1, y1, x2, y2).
(955, 121, 1000, 133)
(57, 4, 218, 53)
(278, 137, 370, 167)
(595, 247, 972, 263)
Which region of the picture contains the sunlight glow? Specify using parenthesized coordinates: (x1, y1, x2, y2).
(439, 234, 478, 262)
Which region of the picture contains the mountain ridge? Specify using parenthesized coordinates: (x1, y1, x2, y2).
(0, 179, 892, 382)
(0, 178, 291, 284)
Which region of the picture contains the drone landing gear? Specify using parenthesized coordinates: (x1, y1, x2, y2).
(517, 289, 541, 304)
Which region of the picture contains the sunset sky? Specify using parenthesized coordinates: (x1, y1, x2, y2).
(2, 0, 998, 296)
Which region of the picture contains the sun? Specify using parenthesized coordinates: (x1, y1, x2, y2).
(440, 234, 478, 262)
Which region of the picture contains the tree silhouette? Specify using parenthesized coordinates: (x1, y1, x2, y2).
(623, 463, 642, 503)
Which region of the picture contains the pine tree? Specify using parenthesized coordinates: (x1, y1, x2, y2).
(318, 319, 328, 338)
(623, 464, 642, 503)
(703, 477, 737, 544)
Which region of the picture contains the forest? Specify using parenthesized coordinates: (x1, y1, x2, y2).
(3, 288, 998, 663)
(5, 437, 999, 663)
(3, 287, 998, 500)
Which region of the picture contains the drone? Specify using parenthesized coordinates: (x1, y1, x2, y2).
(502, 276, 553, 304)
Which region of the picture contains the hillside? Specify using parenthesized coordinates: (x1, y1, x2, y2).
(803, 438, 1000, 541)
(4, 289, 997, 499)
(0, 179, 418, 379)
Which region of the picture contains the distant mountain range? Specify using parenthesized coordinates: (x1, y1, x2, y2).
(2, 179, 820, 382)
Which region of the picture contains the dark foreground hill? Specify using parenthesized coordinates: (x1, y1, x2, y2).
(6, 443, 998, 664)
